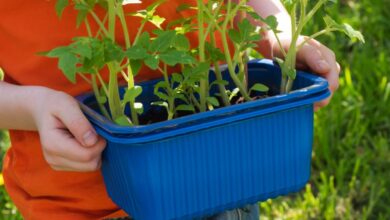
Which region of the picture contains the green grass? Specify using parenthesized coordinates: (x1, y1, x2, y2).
(1, 0, 389, 219)
(260, 0, 390, 219)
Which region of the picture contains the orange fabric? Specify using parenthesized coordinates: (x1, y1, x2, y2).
(0, 0, 197, 219)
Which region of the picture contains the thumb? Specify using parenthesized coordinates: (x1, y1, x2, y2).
(54, 98, 98, 147)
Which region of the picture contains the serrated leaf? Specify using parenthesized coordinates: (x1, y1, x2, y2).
(71, 39, 92, 59)
(55, 0, 69, 18)
(250, 83, 269, 93)
(46, 46, 72, 57)
(160, 50, 196, 66)
(58, 53, 78, 83)
(238, 19, 254, 42)
(150, 15, 166, 28)
(324, 16, 365, 43)
(129, 59, 142, 76)
(136, 32, 150, 47)
(176, 104, 195, 112)
(145, 55, 159, 70)
(173, 34, 190, 51)
(103, 39, 125, 62)
(206, 97, 220, 107)
(228, 29, 241, 44)
(76, 8, 88, 28)
(263, 16, 279, 30)
(146, 0, 165, 13)
(205, 43, 225, 62)
(171, 73, 183, 83)
(149, 30, 176, 52)
(125, 45, 149, 60)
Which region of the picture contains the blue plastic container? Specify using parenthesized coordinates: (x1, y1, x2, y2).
(77, 59, 330, 220)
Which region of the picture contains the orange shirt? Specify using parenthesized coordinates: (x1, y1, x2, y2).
(0, 0, 197, 219)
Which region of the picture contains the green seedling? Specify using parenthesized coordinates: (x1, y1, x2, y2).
(255, 0, 364, 93)
(47, 0, 363, 126)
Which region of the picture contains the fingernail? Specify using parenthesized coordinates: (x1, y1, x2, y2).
(83, 130, 98, 147)
(316, 60, 330, 71)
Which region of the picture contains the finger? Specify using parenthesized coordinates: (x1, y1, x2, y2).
(315, 45, 340, 92)
(53, 95, 98, 147)
(41, 127, 106, 163)
(297, 39, 331, 75)
(48, 156, 102, 172)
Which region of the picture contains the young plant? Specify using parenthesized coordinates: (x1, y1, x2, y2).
(177, 0, 270, 110)
(253, 0, 365, 93)
(47, 0, 169, 126)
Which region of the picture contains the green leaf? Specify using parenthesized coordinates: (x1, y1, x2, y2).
(150, 15, 166, 28)
(173, 34, 190, 51)
(146, 0, 165, 13)
(129, 60, 142, 76)
(55, 0, 69, 18)
(114, 115, 133, 126)
(58, 53, 78, 83)
(238, 19, 254, 42)
(171, 73, 183, 83)
(76, 7, 89, 28)
(46, 46, 72, 57)
(205, 43, 225, 62)
(324, 16, 365, 43)
(71, 38, 93, 59)
(145, 55, 159, 70)
(176, 104, 195, 112)
(149, 30, 176, 52)
(249, 83, 269, 93)
(206, 97, 220, 107)
(263, 16, 279, 30)
(123, 86, 143, 103)
(183, 62, 210, 78)
(103, 38, 125, 62)
(125, 45, 149, 60)
(176, 3, 193, 12)
(228, 29, 241, 44)
(160, 50, 196, 66)
(136, 32, 150, 47)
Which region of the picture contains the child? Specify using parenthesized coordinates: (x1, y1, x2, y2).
(0, 0, 340, 219)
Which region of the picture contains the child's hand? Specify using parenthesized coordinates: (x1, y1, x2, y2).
(32, 88, 106, 172)
(273, 35, 341, 110)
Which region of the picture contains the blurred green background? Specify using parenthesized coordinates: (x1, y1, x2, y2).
(1, 0, 389, 219)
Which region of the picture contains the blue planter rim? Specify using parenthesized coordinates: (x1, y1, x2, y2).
(77, 59, 330, 143)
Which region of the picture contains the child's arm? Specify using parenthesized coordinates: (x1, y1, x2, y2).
(0, 82, 105, 172)
(248, 0, 341, 109)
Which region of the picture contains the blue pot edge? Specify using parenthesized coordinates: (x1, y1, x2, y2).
(77, 59, 330, 140)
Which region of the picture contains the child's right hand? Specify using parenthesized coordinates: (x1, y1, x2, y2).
(0, 82, 106, 172)
(31, 88, 107, 172)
